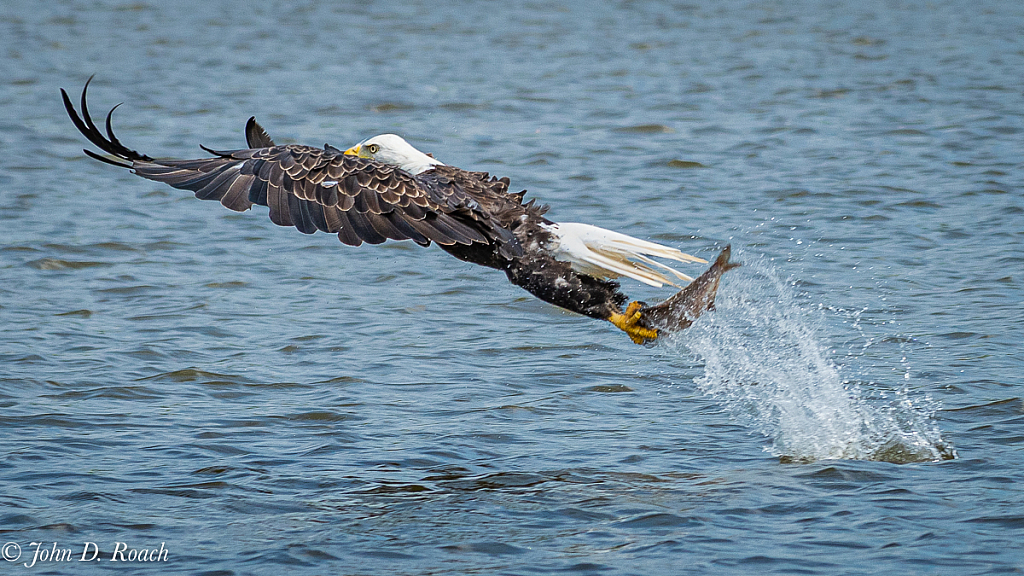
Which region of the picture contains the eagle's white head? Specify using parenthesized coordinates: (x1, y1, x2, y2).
(343, 134, 444, 175)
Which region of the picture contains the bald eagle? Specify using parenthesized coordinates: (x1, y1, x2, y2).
(62, 79, 737, 344)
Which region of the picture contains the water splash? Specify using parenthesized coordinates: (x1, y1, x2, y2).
(669, 255, 955, 464)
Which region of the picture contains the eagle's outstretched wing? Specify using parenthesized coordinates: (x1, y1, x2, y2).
(62, 79, 493, 248)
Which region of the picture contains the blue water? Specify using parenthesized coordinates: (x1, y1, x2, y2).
(2, 0, 1023, 574)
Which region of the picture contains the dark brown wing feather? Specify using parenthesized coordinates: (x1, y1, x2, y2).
(245, 117, 275, 148)
(62, 80, 503, 249)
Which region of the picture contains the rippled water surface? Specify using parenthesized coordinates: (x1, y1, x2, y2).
(2, 1, 1023, 574)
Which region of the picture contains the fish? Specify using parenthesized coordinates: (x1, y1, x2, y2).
(637, 245, 741, 339)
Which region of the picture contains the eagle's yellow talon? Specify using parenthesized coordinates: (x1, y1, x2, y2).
(608, 301, 659, 344)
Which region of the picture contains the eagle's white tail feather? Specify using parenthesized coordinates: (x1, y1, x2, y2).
(542, 222, 706, 288)
(567, 243, 683, 288)
(632, 253, 696, 283)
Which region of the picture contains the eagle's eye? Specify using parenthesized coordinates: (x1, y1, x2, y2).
(366, 143, 380, 154)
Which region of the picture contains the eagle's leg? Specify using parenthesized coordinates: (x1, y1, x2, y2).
(608, 301, 659, 345)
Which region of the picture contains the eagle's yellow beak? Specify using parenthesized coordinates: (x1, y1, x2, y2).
(343, 144, 361, 156)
